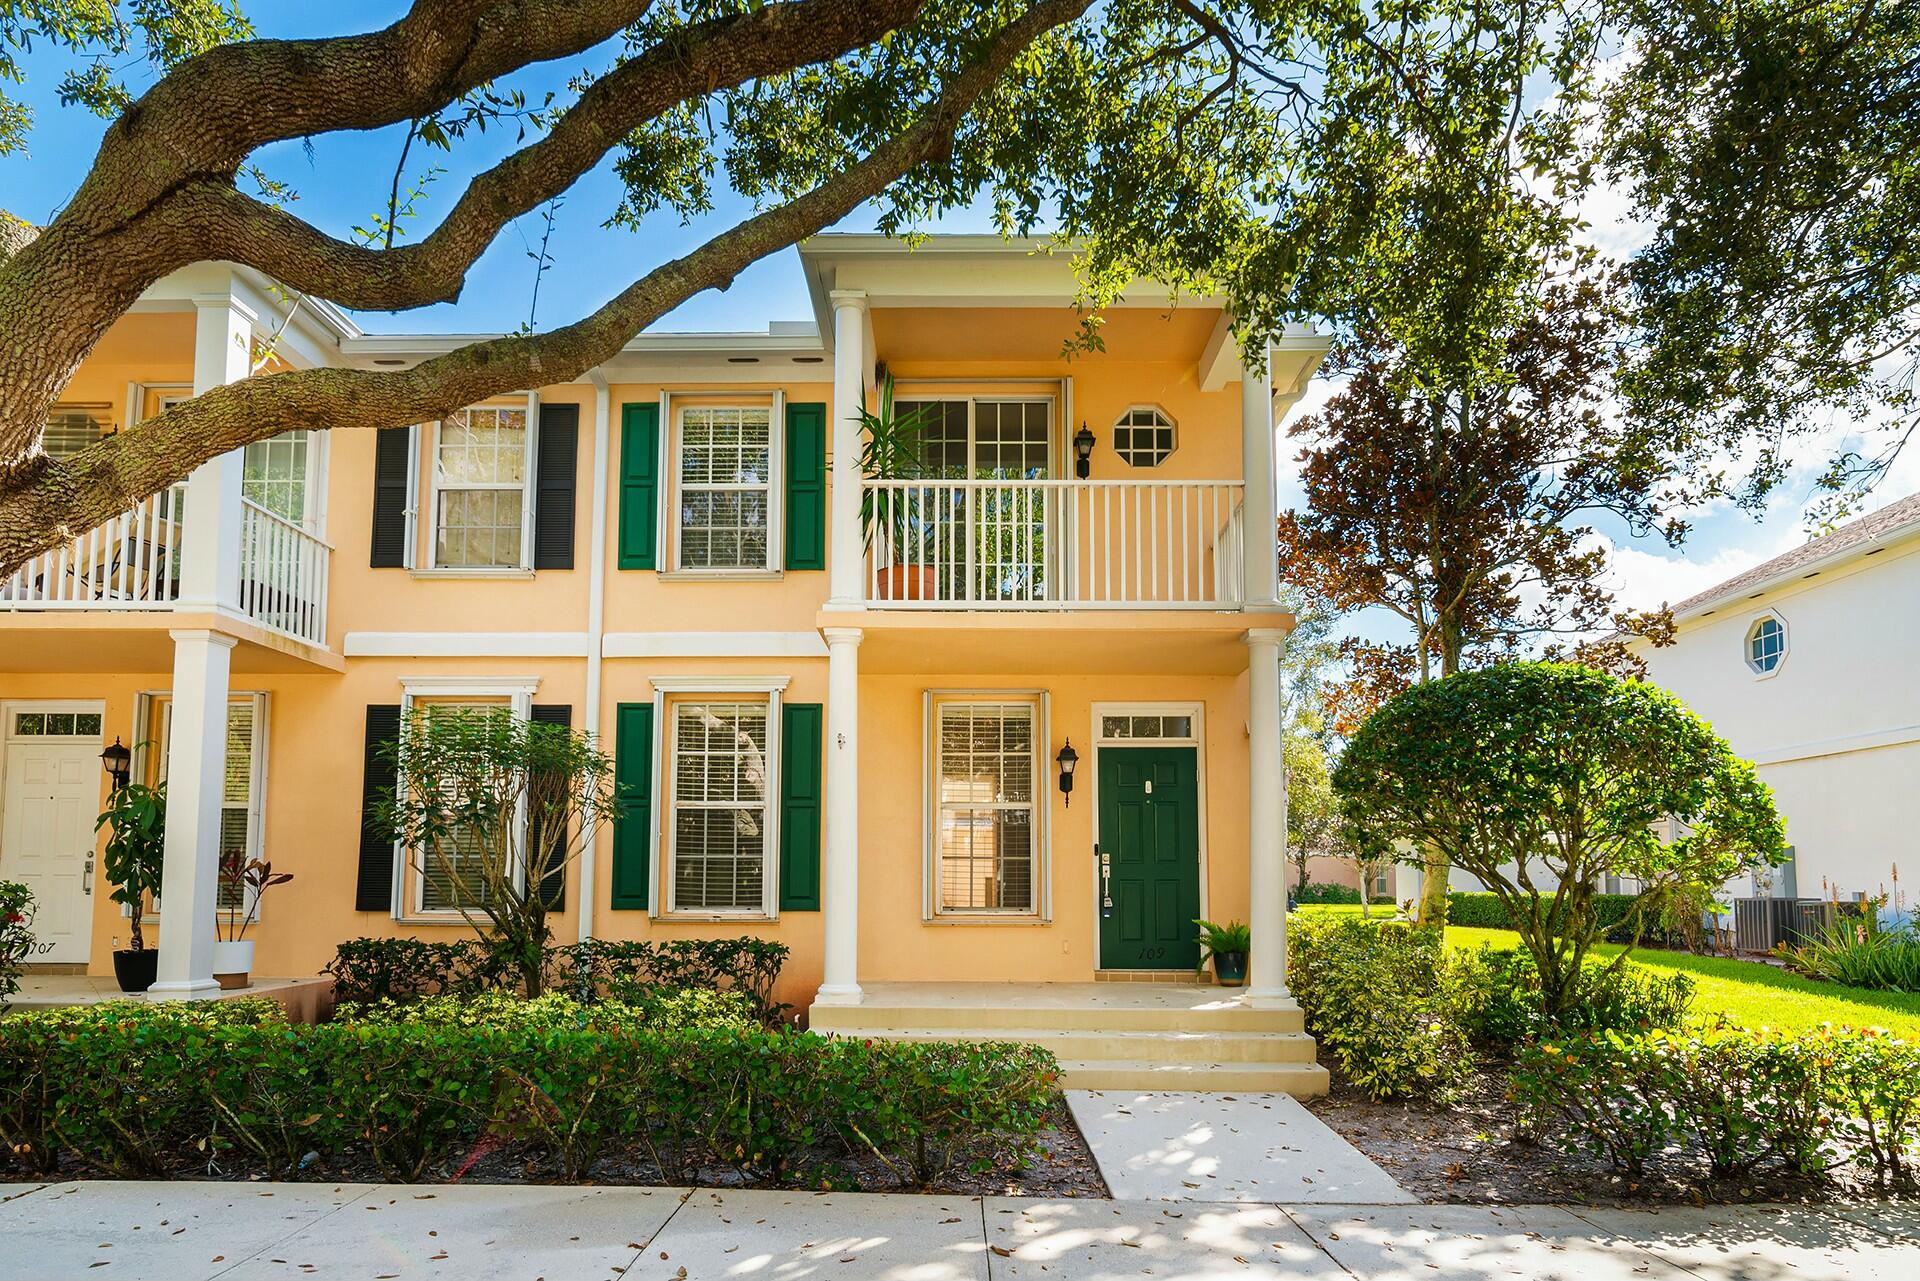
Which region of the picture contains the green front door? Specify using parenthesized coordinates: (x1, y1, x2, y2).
(1097, 746, 1201, 970)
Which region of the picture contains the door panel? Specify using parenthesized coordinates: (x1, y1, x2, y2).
(1097, 746, 1200, 970)
(2, 740, 99, 963)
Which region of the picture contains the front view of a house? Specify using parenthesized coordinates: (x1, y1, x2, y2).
(0, 236, 1328, 1090)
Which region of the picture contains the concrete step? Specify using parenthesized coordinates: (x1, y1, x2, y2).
(1058, 1059, 1331, 1094)
(808, 985, 1305, 1035)
(812, 1024, 1320, 1064)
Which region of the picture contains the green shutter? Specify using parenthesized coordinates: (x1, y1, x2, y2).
(784, 402, 827, 571)
(779, 702, 823, 911)
(618, 402, 660, 569)
(610, 702, 655, 910)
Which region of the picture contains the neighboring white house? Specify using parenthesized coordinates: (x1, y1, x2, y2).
(1631, 493, 1920, 906)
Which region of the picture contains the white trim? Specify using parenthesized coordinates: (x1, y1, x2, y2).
(406, 568, 536, 581)
(656, 685, 782, 921)
(602, 631, 827, 658)
(1110, 404, 1178, 468)
(665, 396, 781, 575)
(1749, 722, 1920, 768)
(0, 699, 107, 964)
(346, 632, 591, 658)
(398, 675, 543, 698)
(922, 688, 1051, 923)
(581, 372, 612, 944)
(647, 674, 792, 693)
(427, 400, 536, 572)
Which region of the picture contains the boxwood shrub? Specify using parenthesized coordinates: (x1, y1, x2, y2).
(0, 997, 1059, 1187)
(1511, 1022, 1920, 1187)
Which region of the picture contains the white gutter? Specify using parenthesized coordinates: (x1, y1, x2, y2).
(579, 370, 612, 943)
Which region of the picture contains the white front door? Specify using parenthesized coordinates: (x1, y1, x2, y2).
(0, 705, 103, 964)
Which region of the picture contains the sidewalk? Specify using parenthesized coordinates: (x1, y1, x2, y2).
(3, 1180, 1914, 1281)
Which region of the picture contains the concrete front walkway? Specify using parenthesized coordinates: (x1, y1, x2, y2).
(4, 1182, 1915, 1281)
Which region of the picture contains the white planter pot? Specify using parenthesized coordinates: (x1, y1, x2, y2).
(212, 939, 255, 990)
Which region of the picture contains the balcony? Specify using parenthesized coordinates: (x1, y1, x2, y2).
(0, 485, 332, 648)
(861, 478, 1247, 610)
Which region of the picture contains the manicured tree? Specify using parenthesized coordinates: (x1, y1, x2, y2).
(380, 707, 622, 996)
(1333, 663, 1787, 1017)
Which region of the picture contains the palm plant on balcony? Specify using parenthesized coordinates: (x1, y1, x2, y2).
(856, 373, 940, 601)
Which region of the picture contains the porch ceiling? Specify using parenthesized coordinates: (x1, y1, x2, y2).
(817, 608, 1292, 675)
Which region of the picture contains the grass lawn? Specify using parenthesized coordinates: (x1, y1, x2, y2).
(1289, 906, 1920, 1037)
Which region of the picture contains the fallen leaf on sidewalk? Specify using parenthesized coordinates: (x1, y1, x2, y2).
(990, 1246, 1014, 1257)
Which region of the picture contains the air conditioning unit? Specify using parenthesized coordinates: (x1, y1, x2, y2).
(1733, 897, 1800, 953)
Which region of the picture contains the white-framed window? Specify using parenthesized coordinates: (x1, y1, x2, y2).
(392, 678, 538, 920)
(1111, 406, 1176, 467)
(432, 403, 534, 569)
(667, 696, 773, 914)
(929, 695, 1044, 917)
(143, 691, 268, 918)
(1745, 612, 1787, 676)
(1098, 711, 1195, 741)
(675, 405, 773, 571)
(43, 404, 112, 460)
(242, 431, 315, 528)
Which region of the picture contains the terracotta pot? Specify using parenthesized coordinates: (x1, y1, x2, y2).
(880, 563, 939, 601)
(112, 948, 158, 994)
(212, 939, 254, 990)
(1210, 951, 1248, 987)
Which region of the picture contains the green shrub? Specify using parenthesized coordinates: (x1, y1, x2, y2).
(1288, 913, 1475, 1101)
(326, 936, 792, 1024)
(1444, 945, 1693, 1051)
(1293, 882, 1362, 905)
(0, 996, 1057, 1188)
(1778, 913, 1920, 993)
(0, 880, 33, 1004)
(1511, 1023, 1918, 1185)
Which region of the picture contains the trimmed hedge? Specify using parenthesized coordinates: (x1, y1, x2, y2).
(324, 936, 792, 1024)
(1513, 1022, 1920, 1187)
(1291, 882, 1395, 906)
(1447, 890, 1693, 946)
(0, 997, 1059, 1187)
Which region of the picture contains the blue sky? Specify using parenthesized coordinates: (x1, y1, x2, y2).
(5, 4, 1912, 629)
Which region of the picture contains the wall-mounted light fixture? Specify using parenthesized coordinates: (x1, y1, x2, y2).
(1056, 739, 1080, 806)
(100, 737, 132, 791)
(1073, 423, 1096, 479)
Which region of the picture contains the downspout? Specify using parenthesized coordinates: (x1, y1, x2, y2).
(580, 370, 612, 943)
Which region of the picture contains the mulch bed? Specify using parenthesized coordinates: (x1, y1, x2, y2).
(1306, 1057, 1906, 1207)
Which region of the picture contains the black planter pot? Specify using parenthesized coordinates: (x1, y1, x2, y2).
(1211, 950, 1248, 987)
(112, 948, 158, 993)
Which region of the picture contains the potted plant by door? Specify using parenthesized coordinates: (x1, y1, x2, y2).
(855, 374, 939, 600)
(1194, 918, 1251, 987)
(95, 780, 166, 993)
(213, 853, 292, 990)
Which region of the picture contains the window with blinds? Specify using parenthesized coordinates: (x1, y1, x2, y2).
(934, 701, 1037, 914)
(151, 693, 264, 918)
(669, 699, 770, 913)
(43, 405, 110, 460)
(676, 406, 772, 570)
(410, 700, 504, 914)
(434, 406, 529, 568)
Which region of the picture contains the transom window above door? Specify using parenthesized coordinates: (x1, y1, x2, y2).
(676, 406, 772, 571)
(433, 405, 531, 569)
(902, 399, 1051, 477)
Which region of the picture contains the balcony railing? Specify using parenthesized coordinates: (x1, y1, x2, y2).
(863, 478, 1246, 609)
(0, 485, 331, 647)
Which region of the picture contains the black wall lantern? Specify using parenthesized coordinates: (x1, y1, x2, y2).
(1056, 739, 1080, 806)
(1072, 422, 1096, 479)
(100, 736, 132, 791)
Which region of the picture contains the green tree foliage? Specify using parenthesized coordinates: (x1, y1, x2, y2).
(1606, 0, 1920, 522)
(378, 707, 623, 997)
(1333, 663, 1788, 1016)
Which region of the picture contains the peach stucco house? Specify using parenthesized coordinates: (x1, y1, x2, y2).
(0, 236, 1328, 1090)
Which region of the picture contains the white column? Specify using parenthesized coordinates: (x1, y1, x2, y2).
(816, 626, 864, 1004)
(150, 290, 253, 999)
(1240, 347, 1278, 607)
(1246, 627, 1290, 1005)
(149, 629, 238, 998)
(827, 290, 869, 609)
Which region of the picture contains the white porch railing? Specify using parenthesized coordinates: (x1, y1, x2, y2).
(0, 483, 189, 609)
(237, 498, 331, 646)
(863, 478, 1246, 609)
(0, 486, 331, 647)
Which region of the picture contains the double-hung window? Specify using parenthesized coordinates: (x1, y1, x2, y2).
(393, 688, 534, 918)
(932, 697, 1041, 915)
(676, 406, 772, 571)
(667, 697, 772, 914)
(144, 692, 267, 918)
(433, 405, 532, 569)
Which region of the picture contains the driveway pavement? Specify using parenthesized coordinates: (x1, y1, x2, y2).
(3, 1181, 1914, 1281)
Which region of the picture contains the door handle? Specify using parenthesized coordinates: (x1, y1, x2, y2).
(1097, 843, 1113, 917)
(82, 858, 94, 895)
